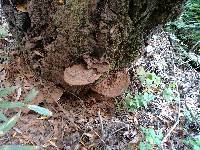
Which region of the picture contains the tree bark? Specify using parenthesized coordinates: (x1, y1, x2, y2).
(2, 0, 184, 97)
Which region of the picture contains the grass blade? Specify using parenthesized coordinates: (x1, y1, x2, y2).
(27, 105, 53, 116)
(0, 145, 39, 150)
(0, 86, 17, 98)
(0, 112, 20, 134)
(0, 101, 25, 109)
(0, 112, 8, 122)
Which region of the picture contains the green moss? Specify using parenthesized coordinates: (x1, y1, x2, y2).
(69, 0, 90, 26)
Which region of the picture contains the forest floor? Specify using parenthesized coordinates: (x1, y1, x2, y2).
(0, 14, 200, 150)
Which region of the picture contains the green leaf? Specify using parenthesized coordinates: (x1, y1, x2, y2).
(24, 89, 39, 103)
(163, 87, 175, 102)
(0, 86, 17, 98)
(140, 126, 146, 133)
(140, 127, 163, 149)
(0, 145, 38, 150)
(154, 76, 161, 87)
(0, 101, 25, 109)
(143, 93, 155, 102)
(137, 67, 145, 76)
(169, 82, 176, 89)
(135, 93, 143, 108)
(154, 137, 162, 145)
(139, 142, 146, 150)
(184, 136, 200, 150)
(146, 78, 153, 87)
(0, 112, 8, 122)
(158, 132, 163, 139)
(129, 100, 134, 106)
(143, 100, 148, 108)
(194, 145, 200, 150)
(0, 26, 8, 37)
(27, 105, 53, 116)
(0, 112, 20, 134)
(147, 73, 153, 80)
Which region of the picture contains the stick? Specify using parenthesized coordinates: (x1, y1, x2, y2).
(98, 110, 104, 136)
(161, 86, 181, 145)
(88, 126, 106, 145)
(191, 40, 200, 53)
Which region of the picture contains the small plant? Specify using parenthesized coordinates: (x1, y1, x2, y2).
(184, 136, 200, 150)
(137, 67, 161, 89)
(162, 87, 176, 102)
(140, 127, 163, 150)
(184, 104, 200, 124)
(0, 86, 52, 149)
(183, 109, 194, 122)
(0, 26, 9, 38)
(124, 67, 179, 112)
(125, 92, 155, 111)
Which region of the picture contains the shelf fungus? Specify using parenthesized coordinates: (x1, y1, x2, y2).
(64, 64, 102, 86)
(92, 70, 130, 97)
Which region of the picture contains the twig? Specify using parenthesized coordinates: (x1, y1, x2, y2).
(88, 126, 112, 150)
(98, 110, 104, 136)
(67, 91, 87, 111)
(88, 126, 106, 145)
(191, 40, 200, 53)
(6, 0, 14, 7)
(110, 126, 126, 136)
(161, 101, 180, 145)
(161, 85, 181, 146)
(61, 117, 64, 139)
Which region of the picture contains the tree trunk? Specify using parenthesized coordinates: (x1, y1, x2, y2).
(2, 0, 184, 97)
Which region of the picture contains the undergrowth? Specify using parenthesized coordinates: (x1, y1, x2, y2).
(165, 0, 200, 69)
(139, 127, 163, 150)
(122, 66, 199, 149)
(166, 0, 200, 52)
(0, 86, 52, 149)
(124, 67, 176, 112)
(184, 136, 200, 150)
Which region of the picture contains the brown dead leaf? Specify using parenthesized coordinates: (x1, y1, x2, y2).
(129, 133, 142, 144)
(81, 147, 88, 150)
(16, 4, 28, 12)
(57, 0, 65, 5)
(34, 50, 44, 57)
(64, 64, 102, 86)
(25, 41, 36, 50)
(31, 86, 63, 104)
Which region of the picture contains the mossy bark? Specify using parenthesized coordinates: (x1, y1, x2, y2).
(2, 0, 184, 95)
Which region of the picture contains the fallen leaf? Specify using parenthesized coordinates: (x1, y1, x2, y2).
(16, 4, 28, 12)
